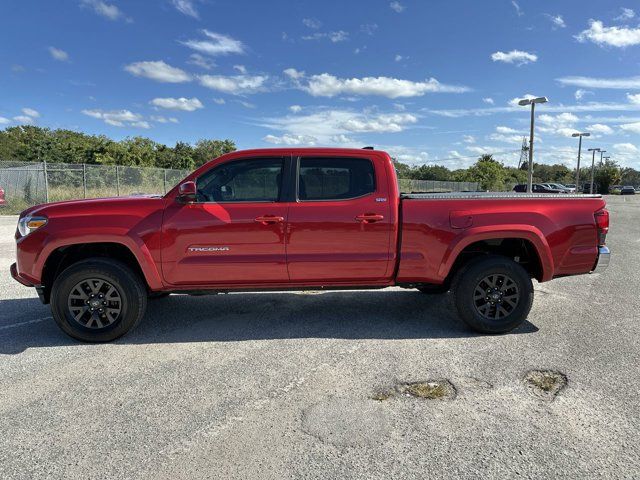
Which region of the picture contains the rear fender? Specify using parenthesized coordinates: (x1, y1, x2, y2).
(438, 225, 554, 282)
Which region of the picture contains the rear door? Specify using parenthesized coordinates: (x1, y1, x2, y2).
(286, 155, 393, 282)
(162, 156, 291, 286)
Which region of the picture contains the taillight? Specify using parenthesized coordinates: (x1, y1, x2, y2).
(594, 208, 609, 245)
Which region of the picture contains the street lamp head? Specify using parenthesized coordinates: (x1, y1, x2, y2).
(572, 132, 590, 137)
(587, 148, 600, 152)
(518, 96, 548, 106)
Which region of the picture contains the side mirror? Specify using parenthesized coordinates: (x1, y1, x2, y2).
(178, 181, 197, 203)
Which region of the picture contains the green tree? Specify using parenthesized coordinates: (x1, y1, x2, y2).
(594, 159, 621, 194)
(193, 139, 236, 167)
(459, 155, 507, 191)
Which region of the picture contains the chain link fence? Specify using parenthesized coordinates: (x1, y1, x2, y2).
(398, 178, 480, 193)
(0, 160, 482, 214)
(0, 160, 189, 213)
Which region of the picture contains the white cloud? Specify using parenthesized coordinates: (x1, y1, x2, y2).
(13, 115, 35, 125)
(199, 74, 268, 95)
(511, 1, 523, 16)
(491, 50, 538, 65)
(21, 108, 40, 118)
(288, 71, 469, 98)
(131, 121, 151, 129)
(0, 117, 10, 125)
(302, 18, 322, 29)
(212, 98, 226, 105)
(587, 124, 614, 135)
(430, 101, 640, 118)
(508, 93, 537, 107)
(289, 105, 302, 113)
(259, 108, 420, 144)
(620, 121, 640, 134)
(233, 65, 247, 74)
(80, 0, 125, 21)
(576, 20, 640, 48)
(463, 135, 475, 143)
(538, 112, 579, 137)
(627, 93, 640, 104)
(181, 30, 246, 56)
(124, 60, 191, 83)
(482, 97, 494, 105)
(394, 54, 403, 62)
(187, 53, 215, 70)
(575, 89, 593, 100)
(283, 68, 305, 80)
(557, 75, 640, 89)
(360, 23, 378, 35)
(302, 31, 349, 43)
(495, 126, 519, 134)
(48, 46, 69, 62)
(389, 1, 405, 13)
(489, 126, 523, 144)
(235, 100, 255, 109)
(264, 134, 318, 145)
(615, 8, 635, 21)
(545, 14, 566, 28)
(171, 0, 199, 19)
(150, 115, 179, 124)
(81, 109, 146, 127)
(150, 97, 203, 111)
(614, 143, 639, 154)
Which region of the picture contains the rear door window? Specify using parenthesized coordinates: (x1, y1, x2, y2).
(297, 157, 375, 201)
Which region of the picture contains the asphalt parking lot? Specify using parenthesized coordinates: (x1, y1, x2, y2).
(0, 196, 638, 479)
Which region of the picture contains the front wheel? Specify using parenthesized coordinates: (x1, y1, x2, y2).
(451, 255, 533, 334)
(50, 258, 147, 342)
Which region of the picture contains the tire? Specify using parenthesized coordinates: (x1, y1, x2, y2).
(451, 255, 533, 334)
(417, 284, 449, 295)
(50, 258, 147, 342)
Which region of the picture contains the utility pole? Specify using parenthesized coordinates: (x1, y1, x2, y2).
(518, 97, 548, 192)
(599, 150, 607, 167)
(588, 148, 600, 194)
(572, 132, 590, 193)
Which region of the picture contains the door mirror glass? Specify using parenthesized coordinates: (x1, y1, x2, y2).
(178, 181, 197, 203)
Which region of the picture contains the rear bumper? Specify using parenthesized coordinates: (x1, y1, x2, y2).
(591, 246, 610, 273)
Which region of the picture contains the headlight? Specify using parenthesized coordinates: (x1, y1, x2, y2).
(18, 216, 47, 237)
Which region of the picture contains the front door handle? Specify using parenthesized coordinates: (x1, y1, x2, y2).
(355, 213, 384, 223)
(255, 215, 285, 225)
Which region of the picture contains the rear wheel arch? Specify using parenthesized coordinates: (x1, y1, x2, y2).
(443, 235, 548, 285)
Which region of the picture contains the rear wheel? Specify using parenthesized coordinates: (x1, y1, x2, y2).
(452, 255, 533, 334)
(50, 258, 147, 342)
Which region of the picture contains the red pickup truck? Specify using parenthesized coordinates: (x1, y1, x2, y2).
(11, 148, 610, 342)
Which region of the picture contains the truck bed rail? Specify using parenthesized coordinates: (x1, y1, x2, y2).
(402, 192, 602, 200)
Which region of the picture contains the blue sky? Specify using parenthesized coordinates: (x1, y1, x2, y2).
(1, 0, 640, 168)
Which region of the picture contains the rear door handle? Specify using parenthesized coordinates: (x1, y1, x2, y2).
(255, 215, 285, 225)
(355, 213, 384, 223)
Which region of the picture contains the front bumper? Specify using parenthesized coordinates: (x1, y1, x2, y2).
(591, 246, 610, 273)
(10, 262, 33, 286)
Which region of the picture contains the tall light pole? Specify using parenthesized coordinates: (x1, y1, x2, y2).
(519, 96, 548, 192)
(588, 148, 600, 194)
(599, 150, 607, 166)
(572, 132, 590, 192)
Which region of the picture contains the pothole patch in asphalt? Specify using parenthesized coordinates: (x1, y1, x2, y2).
(524, 370, 567, 401)
(301, 397, 393, 447)
(371, 379, 457, 401)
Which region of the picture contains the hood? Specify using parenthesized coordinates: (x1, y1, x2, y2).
(20, 194, 164, 218)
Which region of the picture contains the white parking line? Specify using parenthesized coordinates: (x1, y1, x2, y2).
(0, 316, 51, 331)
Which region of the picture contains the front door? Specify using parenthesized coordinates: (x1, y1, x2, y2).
(162, 157, 290, 286)
(286, 156, 392, 282)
